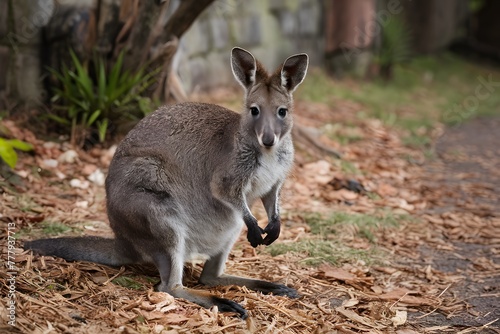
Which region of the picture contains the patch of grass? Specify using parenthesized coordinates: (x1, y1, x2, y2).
(366, 192, 381, 201)
(134, 315, 146, 324)
(16, 194, 42, 213)
(17, 220, 83, 238)
(19, 219, 79, 237)
(112, 276, 144, 290)
(41, 221, 72, 235)
(268, 240, 373, 266)
(145, 276, 160, 285)
(268, 240, 334, 265)
(297, 68, 336, 104)
(402, 133, 431, 148)
(14, 227, 31, 238)
(305, 211, 403, 241)
(268, 211, 408, 266)
(323, 123, 364, 145)
(338, 160, 362, 175)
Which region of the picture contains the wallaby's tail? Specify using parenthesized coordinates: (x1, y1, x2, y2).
(24, 236, 133, 267)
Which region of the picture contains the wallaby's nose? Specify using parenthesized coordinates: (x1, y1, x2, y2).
(263, 139, 274, 148)
(262, 133, 276, 148)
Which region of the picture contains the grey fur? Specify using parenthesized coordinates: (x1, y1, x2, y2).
(24, 47, 309, 318)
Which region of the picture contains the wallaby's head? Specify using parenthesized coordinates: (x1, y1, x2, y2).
(231, 47, 308, 149)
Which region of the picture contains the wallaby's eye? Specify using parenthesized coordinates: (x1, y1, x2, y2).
(278, 108, 288, 119)
(250, 106, 260, 116)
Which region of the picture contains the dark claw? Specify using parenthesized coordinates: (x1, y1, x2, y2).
(262, 219, 281, 246)
(211, 296, 248, 319)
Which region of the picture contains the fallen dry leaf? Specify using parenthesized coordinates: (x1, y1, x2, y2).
(391, 310, 407, 326)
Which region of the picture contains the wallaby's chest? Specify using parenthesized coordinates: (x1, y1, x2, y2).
(245, 146, 293, 201)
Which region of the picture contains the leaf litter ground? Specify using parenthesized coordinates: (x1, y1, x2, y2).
(0, 93, 498, 334)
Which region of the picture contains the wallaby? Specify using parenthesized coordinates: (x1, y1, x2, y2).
(24, 47, 308, 318)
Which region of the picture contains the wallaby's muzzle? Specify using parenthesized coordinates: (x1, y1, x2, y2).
(259, 129, 278, 148)
(255, 111, 282, 148)
(262, 133, 277, 147)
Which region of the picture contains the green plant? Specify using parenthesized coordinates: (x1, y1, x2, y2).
(339, 160, 362, 175)
(267, 239, 375, 266)
(268, 240, 339, 265)
(304, 211, 404, 242)
(0, 137, 33, 168)
(48, 50, 159, 146)
(112, 276, 144, 290)
(377, 17, 412, 80)
(41, 221, 72, 235)
(265, 211, 409, 266)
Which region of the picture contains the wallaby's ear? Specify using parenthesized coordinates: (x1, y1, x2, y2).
(231, 47, 257, 90)
(281, 54, 309, 93)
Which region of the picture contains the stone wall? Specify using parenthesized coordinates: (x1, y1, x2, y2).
(175, 0, 324, 92)
(0, 0, 55, 105)
(0, 0, 94, 106)
(0, 0, 324, 106)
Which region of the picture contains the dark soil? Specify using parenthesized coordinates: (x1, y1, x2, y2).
(427, 117, 500, 216)
(410, 117, 500, 333)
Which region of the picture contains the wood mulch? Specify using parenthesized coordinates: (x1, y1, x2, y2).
(1, 96, 498, 333)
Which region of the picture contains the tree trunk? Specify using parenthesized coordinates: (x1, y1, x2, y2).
(324, 0, 376, 78)
(401, 0, 468, 54)
(160, 0, 215, 43)
(116, 0, 215, 100)
(120, 0, 164, 68)
(2, 0, 58, 107)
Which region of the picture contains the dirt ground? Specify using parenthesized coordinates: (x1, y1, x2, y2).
(409, 117, 500, 332)
(0, 99, 499, 333)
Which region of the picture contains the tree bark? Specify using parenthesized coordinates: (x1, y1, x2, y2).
(161, 0, 215, 43)
(401, 0, 468, 54)
(324, 0, 376, 78)
(118, 0, 215, 100)
(120, 0, 163, 68)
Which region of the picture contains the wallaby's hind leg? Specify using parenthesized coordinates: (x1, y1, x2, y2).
(199, 250, 299, 298)
(152, 251, 248, 319)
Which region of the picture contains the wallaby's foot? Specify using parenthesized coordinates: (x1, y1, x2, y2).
(252, 280, 299, 298)
(211, 296, 248, 319)
(154, 282, 248, 318)
(199, 272, 300, 300)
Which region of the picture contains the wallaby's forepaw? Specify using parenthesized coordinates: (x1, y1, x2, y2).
(212, 296, 248, 319)
(262, 218, 281, 246)
(247, 218, 281, 247)
(247, 223, 265, 248)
